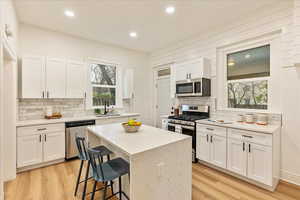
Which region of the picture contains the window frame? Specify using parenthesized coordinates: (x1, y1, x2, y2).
(87, 58, 122, 109)
(217, 32, 281, 113)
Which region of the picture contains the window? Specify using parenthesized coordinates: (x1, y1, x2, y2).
(90, 63, 117, 107)
(227, 45, 270, 110)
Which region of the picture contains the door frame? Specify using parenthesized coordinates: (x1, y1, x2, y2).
(152, 64, 173, 127)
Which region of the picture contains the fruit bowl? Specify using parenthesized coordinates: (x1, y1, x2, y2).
(122, 120, 142, 133)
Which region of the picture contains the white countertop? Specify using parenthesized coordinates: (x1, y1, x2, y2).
(196, 119, 281, 134)
(16, 113, 140, 127)
(87, 123, 191, 156)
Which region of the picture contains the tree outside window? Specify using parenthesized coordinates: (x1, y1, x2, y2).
(90, 63, 116, 107)
(227, 45, 270, 110)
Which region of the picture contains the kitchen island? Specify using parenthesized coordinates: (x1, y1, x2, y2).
(87, 123, 192, 200)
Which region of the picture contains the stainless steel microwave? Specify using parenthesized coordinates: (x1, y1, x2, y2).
(176, 78, 211, 97)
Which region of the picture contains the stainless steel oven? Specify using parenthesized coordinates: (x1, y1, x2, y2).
(176, 78, 211, 97)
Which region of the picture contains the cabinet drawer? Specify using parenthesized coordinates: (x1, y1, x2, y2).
(228, 128, 272, 146)
(197, 124, 227, 137)
(17, 123, 65, 137)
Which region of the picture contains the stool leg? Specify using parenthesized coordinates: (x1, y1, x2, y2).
(91, 180, 97, 200)
(102, 182, 107, 200)
(110, 181, 114, 195)
(74, 160, 84, 196)
(119, 177, 122, 200)
(82, 160, 90, 200)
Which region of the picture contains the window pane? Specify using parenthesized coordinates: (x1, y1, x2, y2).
(93, 87, 116, 106)
(228, 80, 268, 110)
(91, 64, 116, 85)
(227, 45, 270, 80)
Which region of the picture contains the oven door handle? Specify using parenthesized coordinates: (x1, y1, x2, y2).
(181, 125, 195, 130)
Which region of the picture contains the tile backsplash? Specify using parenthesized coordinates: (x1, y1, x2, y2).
(18, 99, 131, 121)
(175, 97, 282, 126)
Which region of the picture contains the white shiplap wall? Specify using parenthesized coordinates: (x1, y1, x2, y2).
(150, 2, 300, 185)
(294, 0, 300, 66)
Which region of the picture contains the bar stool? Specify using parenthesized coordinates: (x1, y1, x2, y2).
(74, 136, 113, 200)
(88, 148, 130, 200)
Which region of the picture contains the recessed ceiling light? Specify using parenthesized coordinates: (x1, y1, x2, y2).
(165, 6, 175, 14)
(64, 10, 75, 18)
(129, 32, 137, 38)
(245, 54, 251, 59)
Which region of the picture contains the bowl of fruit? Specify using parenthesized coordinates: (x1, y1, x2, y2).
(122, 119, 142, 133)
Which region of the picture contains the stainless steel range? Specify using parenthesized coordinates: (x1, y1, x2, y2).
(168, 105, 209, 162)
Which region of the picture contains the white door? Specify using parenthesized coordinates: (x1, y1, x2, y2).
(247, 143, 272, 185)
(21, 56, 45, 98)
(45, 57, 66, 98)
(227, 138, 247, 176)
(66, 60, 87, 98)
(210, 135, 227, 168)
(156, 76, 171, 128)
(17, 134, 43, 168)
(196, 132, 210, 162)
(43, 132, 65, 162)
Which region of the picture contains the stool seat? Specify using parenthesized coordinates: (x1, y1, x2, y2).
(92, 158, 129, 182)
(79, 145, 113, 160)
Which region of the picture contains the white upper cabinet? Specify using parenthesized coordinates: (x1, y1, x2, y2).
(66, 60, 87, 98)
(170, 66, 176, 98)
(175, 58, 211, 82)
(45, 58, 67, 98)
(20, 56, 45, 98)
(122, 68, 134, 99)
(20, 56, 87, 99)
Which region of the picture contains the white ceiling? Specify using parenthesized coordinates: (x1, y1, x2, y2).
(15, 0, 285, 52)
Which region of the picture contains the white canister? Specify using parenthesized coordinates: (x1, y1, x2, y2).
(257, 114, 268, 125)
(45, 106, 53, 117)
(245, 114, 254, 124)
(236, 114, 244, 122)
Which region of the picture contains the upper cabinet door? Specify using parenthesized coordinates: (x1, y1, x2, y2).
(21, 56, 45, 98)
(66, 61, 87, 98)
(247, 143, 272, 186)
(170, 66, 176, 98)
(45, 58, 67, 98)
(175, 64, 188, 82)
(188, 58, 211, 79)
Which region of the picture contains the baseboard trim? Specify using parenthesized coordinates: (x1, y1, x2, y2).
(281, 170, 300, 186)
(17, 158, 65, 173)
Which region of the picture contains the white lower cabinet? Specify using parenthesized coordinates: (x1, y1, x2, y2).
(17, 124, 65, 168)
(43, 131, 65, 162)
(247, 143, 272, 185)
(210, 135, 227, 168)
(227, 138, 247, 176)
(196, 125, 227, 168)
(197, 123, 279, 190)
(17, 134, 43, 168)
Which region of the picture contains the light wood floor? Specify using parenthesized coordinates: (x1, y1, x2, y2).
(4, 160, 300, 200)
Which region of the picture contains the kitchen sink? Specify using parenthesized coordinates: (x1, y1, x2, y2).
(96, 113, 121, 117)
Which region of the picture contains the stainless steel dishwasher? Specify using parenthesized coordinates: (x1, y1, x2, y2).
(65, 120, 95, 160)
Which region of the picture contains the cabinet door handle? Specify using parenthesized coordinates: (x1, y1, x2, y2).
(249, 144, 251, 153)
(37, 128, 47, 131)
(42, 91, 45, 98)
(47, 91, 49, 98)
(243, 135, 253, 138)
(45, 134, 47, 142)
(243, 142, 245, 151)
(39, 135, 42, 142)
(206, 134, 209, 142)
(206, 128, 214, 131)
(84, 92, 87, 99)
(210, 135, 213, 143)
(189, 73, 192, 79)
